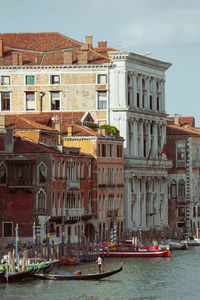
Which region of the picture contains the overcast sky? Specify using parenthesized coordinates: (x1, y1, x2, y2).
(1, 0, 200, 125)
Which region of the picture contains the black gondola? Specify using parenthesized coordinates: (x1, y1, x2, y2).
(34, 264, 123, 280)
(1, 268, 34, 283)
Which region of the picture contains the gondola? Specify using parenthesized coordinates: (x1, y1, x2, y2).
(1, 268, 34, 283)
(34, 264, 123, 280)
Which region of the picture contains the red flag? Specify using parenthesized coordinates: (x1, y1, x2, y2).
(160, 143, 170, 158)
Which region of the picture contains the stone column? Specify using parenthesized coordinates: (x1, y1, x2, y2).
(133, 73, 137, 109)
(119, 70, 127, 107)
(152, 79, 157, 111)
(147, 121, 151, 158)
(140, 120, 144, 158)
(161, 79, 165, 113)
(145, 76, 150, 110)
(139, 75, 143, 109)
(133, 119, 138, 157)
(152, 122, 158, 158)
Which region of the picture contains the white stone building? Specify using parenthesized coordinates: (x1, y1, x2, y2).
(108, 51, 172, 231)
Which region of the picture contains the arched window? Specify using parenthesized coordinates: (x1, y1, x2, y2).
(177, 142, 185, 160)
(170, 180, 177, 198)
(39, 163, 46, 184)
(77, 163, 80, 180)
(178, 179, 185, 202)
(81, 163, 84, 179)
(57, 162, 60, 179)
(74, 162, 76, 180)
(52, 160, 55, 178)
(62, 161, 65, 179)
(88, 162, 91, 180)
(37, 190, 46, 213)
(0, 163, 6, 184)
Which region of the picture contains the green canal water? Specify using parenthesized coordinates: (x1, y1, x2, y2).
(1, 247, 200, 300)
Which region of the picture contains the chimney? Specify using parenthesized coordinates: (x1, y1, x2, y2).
(98, 41, 107, 48)
(78, 51, 88, 64)
(0, 39, 3, 57)
(12, 52, 19, 65)
(67, 126, 73, 137)
(64, 51, 73, 64)
(174, 114, 180, 125)
(18, 53, 23, 65)
(85, 36, 93, 48)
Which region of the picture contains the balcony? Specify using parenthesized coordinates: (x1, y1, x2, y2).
(176, 161, 186, 168)
(67, 180, 80, 190)
(66, 208, 84, 217)
(108, 209, 119, 217)
(177, 196, 186, 204)
(192, 160, 200, 168)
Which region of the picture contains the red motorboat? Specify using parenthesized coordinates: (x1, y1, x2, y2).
(103, 244, 170, 258)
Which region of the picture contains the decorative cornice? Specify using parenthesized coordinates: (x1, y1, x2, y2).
(108, 51, 172, 71)
(0, 63, 113, 70)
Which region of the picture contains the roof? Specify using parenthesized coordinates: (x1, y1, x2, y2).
(167, 116, 195, 127)
(0, 32, 116, 66)
(167, 123, 200, 136)
(5, 114, 58, 132)
(13, 136, 60, 154)
(5, 111, 94, 133)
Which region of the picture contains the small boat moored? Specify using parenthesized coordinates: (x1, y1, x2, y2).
(34, 264, 123, 280)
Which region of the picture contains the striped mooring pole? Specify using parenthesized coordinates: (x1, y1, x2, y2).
(15, 223, 19, 264)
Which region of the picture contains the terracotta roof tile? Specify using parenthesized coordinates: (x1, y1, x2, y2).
(13, 136, 59, 154)
(5, 114, 58, 132)
(0, 32, 113, 65)
(167, 124, 200, 136)
(167, 116, 195, 127)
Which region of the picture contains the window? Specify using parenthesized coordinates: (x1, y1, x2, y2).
(108, 144, 114, 157)
(25, 92, 35, 111)
(38, 191, 46, 213)
(50, 91, 60, 110)
(25, 75, 35, 85)
(157, 97, 160, 111)
(3, 222, 13, 237)
(39, 163, 46, 184)
(117, 145, 123, 157)
(97, 91, 107, 109)
(171, 180, 177, 198)
(1, 92, 10, 111)
(50, 75, 60, 84)
(102, 144, 106, 157)
(97, 74, 107, 84)
(178, 207, 185, 217)
(98, 144, 101, 156)
(178, 180, 185, 202)
(0, 163, 6, 184)
(149, 95, 152, 110)
(137, 93, 140, 107)
(177, 142, 185, 160)
(1, 76, 10, 85)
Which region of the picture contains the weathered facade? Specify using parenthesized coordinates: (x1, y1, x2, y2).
(167, 115, 200, 236)
(0, 32, 172, 232)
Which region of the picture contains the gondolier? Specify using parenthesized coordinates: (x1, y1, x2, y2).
(97, 255, 103, 273)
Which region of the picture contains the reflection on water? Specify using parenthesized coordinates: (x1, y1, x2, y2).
(1, 247, 200, 300)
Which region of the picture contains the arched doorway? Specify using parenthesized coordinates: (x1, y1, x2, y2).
(85, 223, 95, 242)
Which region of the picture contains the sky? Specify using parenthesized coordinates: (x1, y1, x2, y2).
(1, 0, 200, 125)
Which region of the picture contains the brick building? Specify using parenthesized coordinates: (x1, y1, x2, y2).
(0, 127, 94, 246)
(0, 32, 171, 233)
(167, 114, 200, 236)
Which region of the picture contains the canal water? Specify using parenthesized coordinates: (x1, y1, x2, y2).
(1, 247, 200, 300)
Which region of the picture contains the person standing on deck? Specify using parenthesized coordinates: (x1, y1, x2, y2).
(97, 255, 103, 273)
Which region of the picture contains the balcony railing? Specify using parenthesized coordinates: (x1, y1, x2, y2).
(108, 209, 118, 217)
(66, 208, 84, 217)
(67, 180, 80, 190)
(177, 196, 186, 204)
(176, 161, 186, 168)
